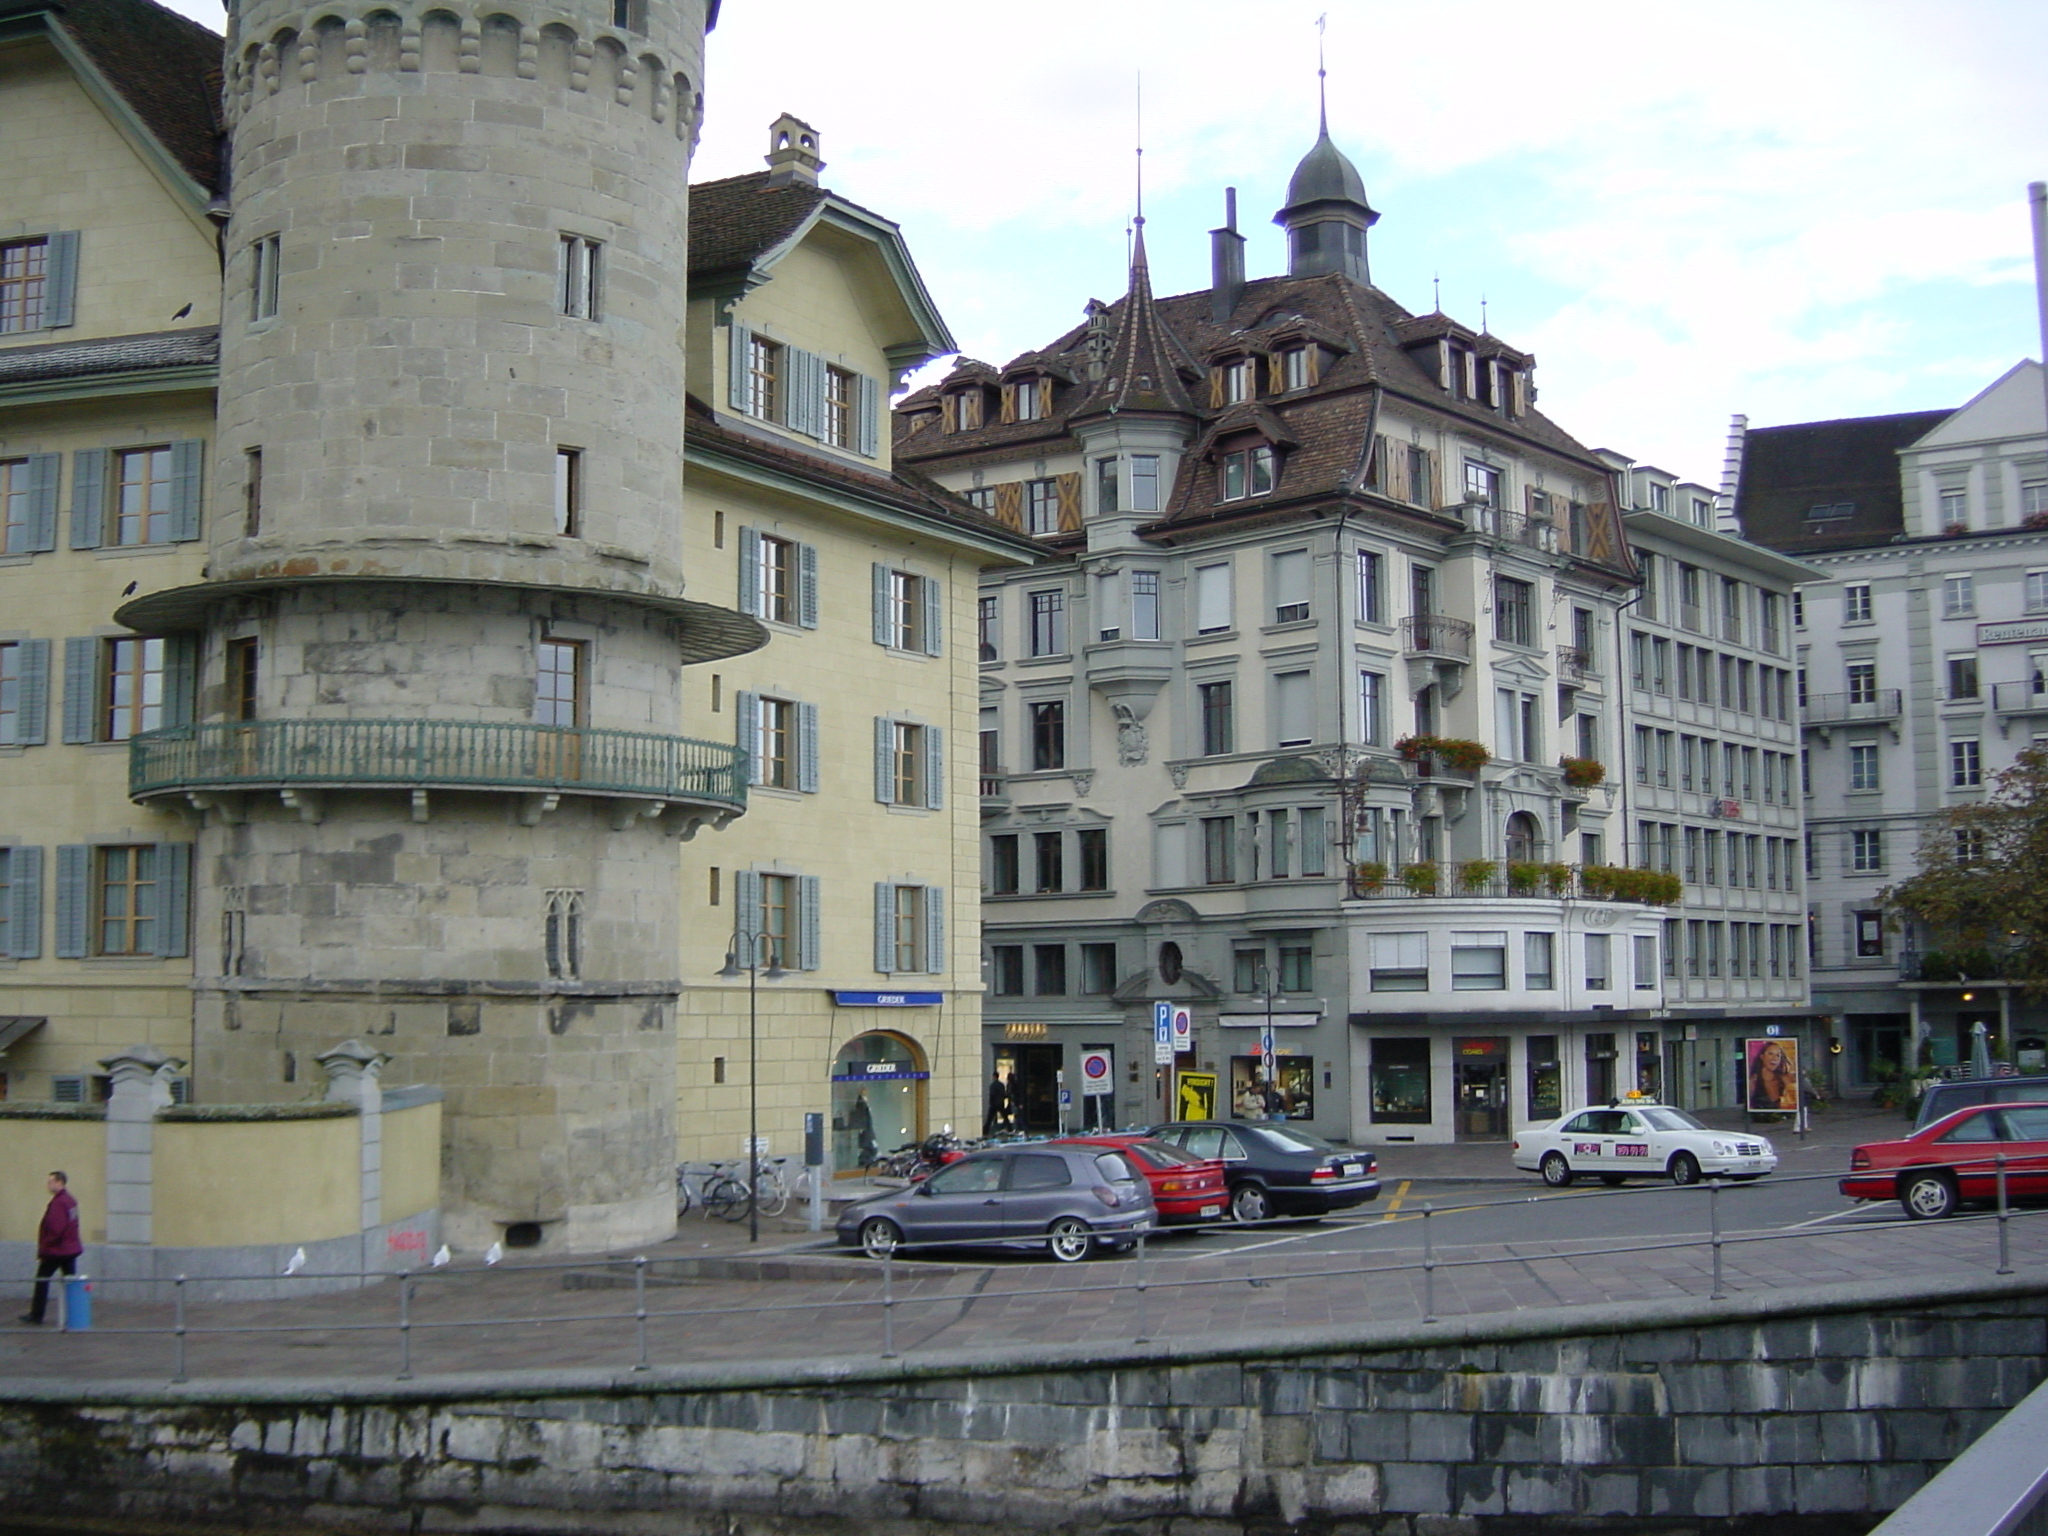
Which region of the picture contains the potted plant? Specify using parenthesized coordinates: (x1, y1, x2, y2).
(1459, 859, 1496, 893)
(1944, 521, 1970, 538)
(1436, 738, 1490, 773)
(1400, 861, 1439, 896)
(1506, 860, 1545, 895)
(1351, 860, 1388, 895)
(1559, 756, 1606, 790)
(1578, 864, 1617, 902)
(1543, 861, 1576, 897)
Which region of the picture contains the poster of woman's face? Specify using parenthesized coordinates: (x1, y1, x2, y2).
(1745, 1037, 1800, 1112)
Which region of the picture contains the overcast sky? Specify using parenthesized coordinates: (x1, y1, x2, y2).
(167, 0, 2046, 482)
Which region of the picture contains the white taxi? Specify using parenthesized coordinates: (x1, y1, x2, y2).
(1512, 1102, 1778, 1187)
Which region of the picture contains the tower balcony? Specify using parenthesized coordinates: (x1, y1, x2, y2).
(130, 719, 747, 831)
(1402, 614, 1474, 660)
(1801, 689, 1902, 743)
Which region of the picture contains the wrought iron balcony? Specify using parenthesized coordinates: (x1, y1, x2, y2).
(1458, 502, 1558, 552)
(1802, 689, 1903, 728)
(1557, 645, 1594, 685)
(1402, 614, 1474, 660)
(130, 719, 747, 822)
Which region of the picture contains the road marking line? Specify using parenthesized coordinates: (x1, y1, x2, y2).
(1380, 1180, 1410, 1220)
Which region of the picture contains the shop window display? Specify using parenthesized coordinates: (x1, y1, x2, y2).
(1230, 1054, 1314, 1120)
(1370, 1037, 1432, 1124)
(831, 1032, 926, 1173)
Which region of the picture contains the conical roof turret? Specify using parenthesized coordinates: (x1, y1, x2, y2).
(1071, 222, 1199, 419)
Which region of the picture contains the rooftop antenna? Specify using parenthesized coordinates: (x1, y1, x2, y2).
(1481, 295, 1489, 333)
(1316, 13, 1329, 136)
(1433, 273, 1441, 312)
(1127, 71, 1144, 269)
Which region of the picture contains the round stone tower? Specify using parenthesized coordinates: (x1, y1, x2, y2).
(121, 0, 760, 1252)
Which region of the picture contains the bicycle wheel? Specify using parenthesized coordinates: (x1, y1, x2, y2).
(711, 1176, 754, 1223)
(754, 1173, 790, 1218)
(675, 1166, 693, 1218)
(701, 1174, 742, 1221)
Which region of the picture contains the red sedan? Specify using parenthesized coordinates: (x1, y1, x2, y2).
(1052, 1135, 1228, 1224)
(1840, 1102, 2048, 1219)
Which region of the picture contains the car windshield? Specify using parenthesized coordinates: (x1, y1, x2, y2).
(1638, 1108, 1706, 1132)
(1120, 1140, 1203, 1168)
(1244, 1125, 1341, 1155)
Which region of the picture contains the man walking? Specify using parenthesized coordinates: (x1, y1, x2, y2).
(18, 1171, 81, 1325)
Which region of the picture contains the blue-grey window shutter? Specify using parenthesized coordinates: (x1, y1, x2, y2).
(733, 868, 761, 945)
(6, 845, 42, 959)
(797, 701, 819, 793)
(734, 690, 759, 785)
(160, 633, 199, 729)
(60, 637, 96, 743)
(873, 716, 892, 803)
(44, 232, 79, 329)
(168, 440, 204, 542)
(784, 348, 811, 437)
(920, 574, 942, 657)
(69, 449, 107, 549)
(728, 322, 753, 412)
(797, 873, 821, 970)
(855, 372, 879, 457)
(924, 725, 945, 810)
(152, 841, 191, 958)
(54, 844, 88, 958)
(14, 639, 49, 746)
(797, 542, 819, 629)
(924, 885, 945, 975)
(23, 452, 59, 551)
(873, 882, 894, 973)
(737, 526, 761, 617)
(871, 563, 891, 646)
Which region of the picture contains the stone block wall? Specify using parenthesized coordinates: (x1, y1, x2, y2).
(2, 1277, 2041, 1532)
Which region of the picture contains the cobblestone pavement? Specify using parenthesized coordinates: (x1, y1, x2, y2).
(10, 1099, 2011, 1387)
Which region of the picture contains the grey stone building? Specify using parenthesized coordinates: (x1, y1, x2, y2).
(1734, 361, 2048, 1087)
(897, 127, 1691, 1146)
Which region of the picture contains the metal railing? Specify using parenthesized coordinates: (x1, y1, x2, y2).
(1802, 689, 1903, 727)
(130, 719, 748, 807)
(1556, 645, 1594, 684)
(24, 1163, 2046, 1387)
(1459, 503, 1557, 552)
(1401, 614, 1474, 659)
(1870, 1374, 2048, 1535)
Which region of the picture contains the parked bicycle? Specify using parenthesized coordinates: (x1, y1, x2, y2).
(866, 1132, 969, 1181)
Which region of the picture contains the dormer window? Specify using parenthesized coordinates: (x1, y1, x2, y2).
(1006, 376, 1048, 423)
(1648, 482, 1669, 514)
(1220, 445, 1275, 501)
(1279, 346, 1319, 392)
(947, 389, 985, 432)
(1212, 358, 1256, 406)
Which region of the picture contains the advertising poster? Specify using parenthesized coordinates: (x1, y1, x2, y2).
(1176, 1071, 1217, 1122)
(1744, 1037, 1800, 1112)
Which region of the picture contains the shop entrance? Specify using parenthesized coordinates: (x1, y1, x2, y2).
(992, 1042, 1062, 1135)
(830, 1032, 927, 1175)
(1454, 1037, 1508, 1139)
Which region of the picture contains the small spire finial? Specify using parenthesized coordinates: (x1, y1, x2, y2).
(1433, 273, 1441, 312)
(1481, 295, 1489, 333)
(1134, 70, 1144, 232)
(1316, 13, 1329, 136)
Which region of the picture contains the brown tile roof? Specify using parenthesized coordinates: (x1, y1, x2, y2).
(684, 395, 1039, 561)
(1068, 229, 1197, 420)
(687, 172, 829, 279)
(1733, 410, 1953, 555)
(43, 0, 224, 192)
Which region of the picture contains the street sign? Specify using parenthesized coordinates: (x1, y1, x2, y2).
(1171, 1005, 1193, 1053)
(1079, 1048, 1114, 1095)
(1153, 1001, 1175, 1064)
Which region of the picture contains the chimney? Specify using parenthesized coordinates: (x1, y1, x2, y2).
(1210, 187, 1245, 325)
(764, 113, 824, 187)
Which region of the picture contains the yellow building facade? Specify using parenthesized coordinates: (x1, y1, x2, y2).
(676, 123, 1036, 1174)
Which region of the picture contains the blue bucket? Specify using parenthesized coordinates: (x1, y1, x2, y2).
(61, 1277, 91, 1331)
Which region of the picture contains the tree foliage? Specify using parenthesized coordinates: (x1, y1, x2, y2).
(1882, 747, 2048, 990)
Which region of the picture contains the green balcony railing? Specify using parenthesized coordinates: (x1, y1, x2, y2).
(130, 719, 748, 809)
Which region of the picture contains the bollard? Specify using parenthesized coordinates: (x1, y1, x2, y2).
(172, 1275, 188, 1384)
(1421, 1203, 1436, 1323)
(633, 1255, 650, 1371)
(1708, 1177, 1726, 1300)
(880, 1243, 897, 1359)
(396, 1269, 413, 1381)
(1133, 1226, 1150, 1344)
(1996, 1155, 2013, 1276)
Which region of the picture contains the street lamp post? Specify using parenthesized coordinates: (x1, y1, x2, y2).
(718, 928, 787, 1243)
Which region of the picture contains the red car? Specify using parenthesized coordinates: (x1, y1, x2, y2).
(1052, 1135, 1229, 1225)
(1840, 1102, 2048, 1219)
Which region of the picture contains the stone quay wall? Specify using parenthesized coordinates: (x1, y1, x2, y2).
(2, 1273, 2042, 1534)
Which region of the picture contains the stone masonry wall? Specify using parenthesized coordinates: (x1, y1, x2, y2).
(1, 1276, 2041, 1534)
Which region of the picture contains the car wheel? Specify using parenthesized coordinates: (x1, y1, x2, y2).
(859, 1217, 903, 1259)
(1902, 1170, 1958, 1220)
(1230, 1183, 1273, 1223)
(1599, 1174, 1626, 1187)
(1046, 1216, 1093, 1263)
(1668, 1152, 1701, 1187)
(1539, 1152, 1573, 1188)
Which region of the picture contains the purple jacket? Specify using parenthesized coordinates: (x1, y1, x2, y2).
(37, 1189, 81, 1259)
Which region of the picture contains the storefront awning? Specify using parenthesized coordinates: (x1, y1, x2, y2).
(0, 1016, 47, 1054)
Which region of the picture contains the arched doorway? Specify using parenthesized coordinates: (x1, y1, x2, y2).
(830, 1031, 927, 1175)
(1504, 811, 1543, 864)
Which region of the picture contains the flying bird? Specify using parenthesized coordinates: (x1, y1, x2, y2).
(121, 580, 138, 596)
(170, 303, 192, 320)
(281, 1246, 307, 1276)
